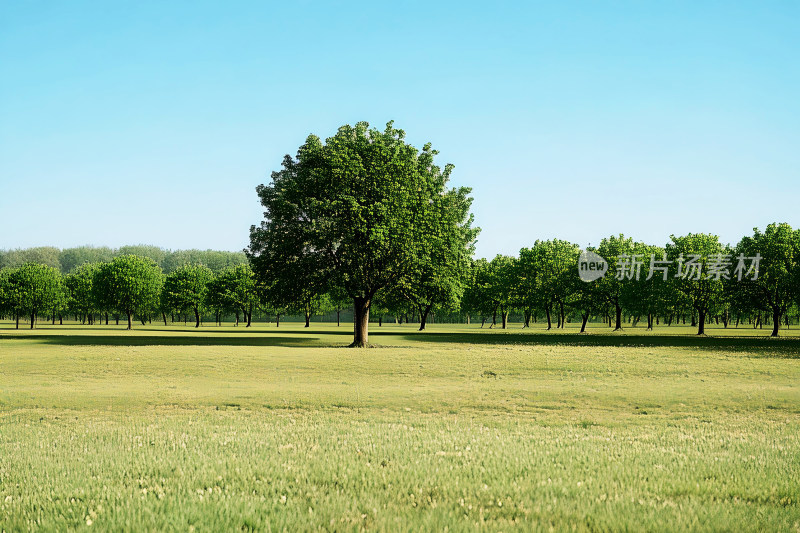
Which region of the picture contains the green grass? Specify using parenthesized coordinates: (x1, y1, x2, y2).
(1, 322, 799, 531)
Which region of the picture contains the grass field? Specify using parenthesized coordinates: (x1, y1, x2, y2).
(1, 322, 799, 531)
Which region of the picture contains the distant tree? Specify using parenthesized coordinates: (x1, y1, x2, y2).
(117, 245, 168, 269)
(666, 233, 728, 335)
(2, 263, 63, 329)
(213, 265, 257, 326)
(65, 262, 102, 324)
(521, 240, 579, 329)
(162, 249, 247, 274)
(732, 223, 799, 337)
(60, 246, 114, 273)
(461, 259, 495, 327)
(595, 235, 639, 331)
(484, 255, 517, 329)
(0, 247, 62, 271)
(162, 265, 214, 328)
(0, 268, 23, 328)
(94, 255, 163, 329)
(248, 121, 477, 346)
(389, 182, 477, 331)
(326, 285, 351, 327)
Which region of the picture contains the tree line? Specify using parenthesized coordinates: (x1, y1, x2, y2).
(1, 223, 798, 336)
(0, 245, 247, 275)
(460, 225, 800, 338)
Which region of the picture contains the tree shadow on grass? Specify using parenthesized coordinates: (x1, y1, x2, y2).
(392, 331, 800, 357)
(3, 329, 799, 357)
(0, 335, 326, 348)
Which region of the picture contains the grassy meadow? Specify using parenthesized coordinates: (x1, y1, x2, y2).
(1, 321, 799, 531)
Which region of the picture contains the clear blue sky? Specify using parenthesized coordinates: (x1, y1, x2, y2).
(1, 1, 798, 258)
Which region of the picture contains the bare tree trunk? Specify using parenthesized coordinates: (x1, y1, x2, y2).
(305, 312, 310, 328)
(772, 309, 781, 337)
(418, 304, 433, 331)
(351, 296, 371, 348)
(546, 306, 552, 330)
(614, 303, 622, 331)
(127, 311, 133, 330)
(580, 313, 589, 333)
(697, 309, 706, 335)
(194, 308, 200, 328)
(30, 313, 35, 329)
(501, 310, 508, 329)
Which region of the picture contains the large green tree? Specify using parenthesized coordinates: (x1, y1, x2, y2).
(248, 121, 477, 346)
(94, 255, 163, 329)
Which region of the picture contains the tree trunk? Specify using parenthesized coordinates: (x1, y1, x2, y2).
(246, 304, 252, 327)
(194, 307, 200, 328)
(559, 302, 565, 329)
(545, 306, 552, 330)
(276, 314, 280, 327)
(15, 314, 19, 329)
(337, 310, 341, 327)
(501, 310, 508, 329)
(126, 311, 133, 330)
(305, 312, 310, 328)
(418, 304, 433, 331)
(351, 296, 371, 348)
(614, 303, 622, 331)
(523, 310, 530, 328)
(580, 313, 589, 333)
(771, 309, 781, 337)
(697, 309, 706, 335)
(163, 312, 168, 326)
(30, 313, 35, 329)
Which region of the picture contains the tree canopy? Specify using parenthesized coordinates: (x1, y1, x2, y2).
(248, 121, 477, 346)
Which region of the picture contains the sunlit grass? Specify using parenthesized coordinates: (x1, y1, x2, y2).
(1, 323, 799, 530)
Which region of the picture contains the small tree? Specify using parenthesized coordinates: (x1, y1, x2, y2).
(94, 255, 163, 330)
(4, 263, 63, 329)
(732, 223, 799, 337)
(162, 264, 213, 328)
(666, 233, 727, 336)
(213, 265, 257, 326)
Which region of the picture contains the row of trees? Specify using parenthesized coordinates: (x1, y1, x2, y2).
(1, 223, 798, 337)
(0, 245, 247, 275)
(0, 257, 259, 330)
(460, 225, 800, 337)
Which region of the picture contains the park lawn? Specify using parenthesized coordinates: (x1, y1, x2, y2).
(1, 322, 799, 531)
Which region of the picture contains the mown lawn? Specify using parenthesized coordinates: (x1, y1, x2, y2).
(1, 322, 799, 531)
